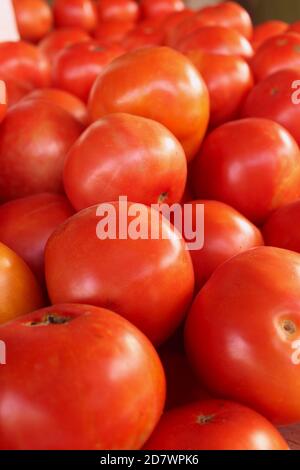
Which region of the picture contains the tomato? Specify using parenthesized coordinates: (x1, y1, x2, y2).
(0, 81, 7, 123)
(53, 0, 97, 32)
(0, 242, 44, 324)
(88, 47, 209, 161)
(0, 303, 165, 450)
(45, 202, 194, 345)
(96, 0, 139, 23)
(184, 200, 263, 291)
(39, 28, 91, 63)
(185, 246, 300, 425)
(0, 100, 83, 201)
(144, 400, 289, 450)
(52, 42, 124, 102)
(163, 9, 194, 46)
(64, 113, 187, 210)
(288, 21, 300, 35)
(251, 20, 288, 52)
(23, 88, 88, 126)
(4, 79, 33, 108)
(192, 118, 300, 225)
(0, 41, 50, 89)
(93, 20, 134, 45)
(188, 51, 253, 128)
(176, 26, 253, 60)
(140, 0, 184, 20)
(251, 33, 300, 82)
(263, 200, 300, 253)
(123, 23, 165, 50)
(0, 193, 74, 283)
(242, 69, 300, 147)
(12, 0, 53, 43)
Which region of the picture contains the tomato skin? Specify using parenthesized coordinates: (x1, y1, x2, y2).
(188, 51, 253, 128)
(93, 20, 134, 45)
(0, 100, 83, 201)
(0, 81, 7, 123)
(163, 10, 194, 46)
(263, 200, 300, 254)
(251, 20, 288, 52)
(192, 118, 300, 225)
(123, 23, 165, 50)
(96, 0, 139, 23)
(185, 246, 300, 425)
(177, 26, 253, 59)
(0, 193, 74, 283)
(88, 47, 209, 162)
(144, 400, 289, 450)
(0, 41, 50, 89)
(4, 79, 33, 108)
(12, 0, 53, 43)
(45, 203, 194, 345)
(39, 28, 91, 63)
(52, 42, 124, 102)
(53, 0, 97, 32)
(0, 304, 166, 450)
(0, 242, 44, 325)
(64, 113, 187, 210)
(140, 0, 184, 20)
(288, 21, 300, 35)
(242, 69, 300, 147)
(251, 33, 300, 82)
(23, 88, 88, 126)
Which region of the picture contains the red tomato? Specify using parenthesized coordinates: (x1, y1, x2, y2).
(39, 28, 91, 62)
(88, 47, 209, 161)
(140, 0, 184, 19)
(64, 113, 187, 210)
(4, 79, 33, 108)
(192, 118, 300, 224)
(0, 242, 44, 324)
(263, 200, 300, 253)
(93, 20, 135, 45)
(52, 42, 124, 102)
(251, 20, 288, 51)
(96, 0, 139, 23)
(0, 303, 165, 449)
(185, 246, 300, 425)
(0, 81, 7, 123)
(123, 23, 165, 50)
(188, 51, 253, 127)
(251, 32, 300, 82)
(0, 193, 74, 283)
(144, 400, 289, 450)
(288, 21, 300, 35)
(184, 200, 263, 290)
(45, 202, 195, 345)
(242, 69, 300, 147)
(0, 100, 83, 201)
(163, 9, 194, 46)
(0, 41, 50, 89)
(23, 88, 88, 126)
(12, 0, 53, 43)
(176, 26, 253, 59)
(53, 0, 97, 32)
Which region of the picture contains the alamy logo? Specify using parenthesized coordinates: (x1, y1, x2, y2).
(0, 340, 6, 365)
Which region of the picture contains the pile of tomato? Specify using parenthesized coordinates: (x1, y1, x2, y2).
(1, 0, 300, 451)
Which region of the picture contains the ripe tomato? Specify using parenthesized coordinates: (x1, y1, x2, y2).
(242, 69, 300, 147)
(23, 88, 88, 126)
(96, 0, 139, 23)
(140, 0, 184, 19)
(88, 47, 209, 161)
(0, 81, 7, 123)
(93, 20, 134, 45)
(0, 41, 50, 89)
(176, 26, 253, 59)
(0, 193, 74, 283)
(64, 113, 187, 210)
(288, 21, 300, 35)
(0, 242, 44, 324)
(45, 203, 194, 345)
(184, 200, 263, 290)
(188, 51, 253, 128)
(144, 400, 289, 450)
(185, 246, 300, 425)
(52, 42, 124, 102)
(251, 20, 288, 52)
(39, 28, 91, 62)
(4, 79, 33, 108)
(12, 0, 53, 43)
(123, 23, 165, 50)
(263, 200, 300, 253)
(251, 33, 300, 82)
(53, 0, 97, 32)
(0, 100, 83, 201)
(192, 118, 300, 224)
(162, 9, 194, 46)
(0, 303, 165, 450)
